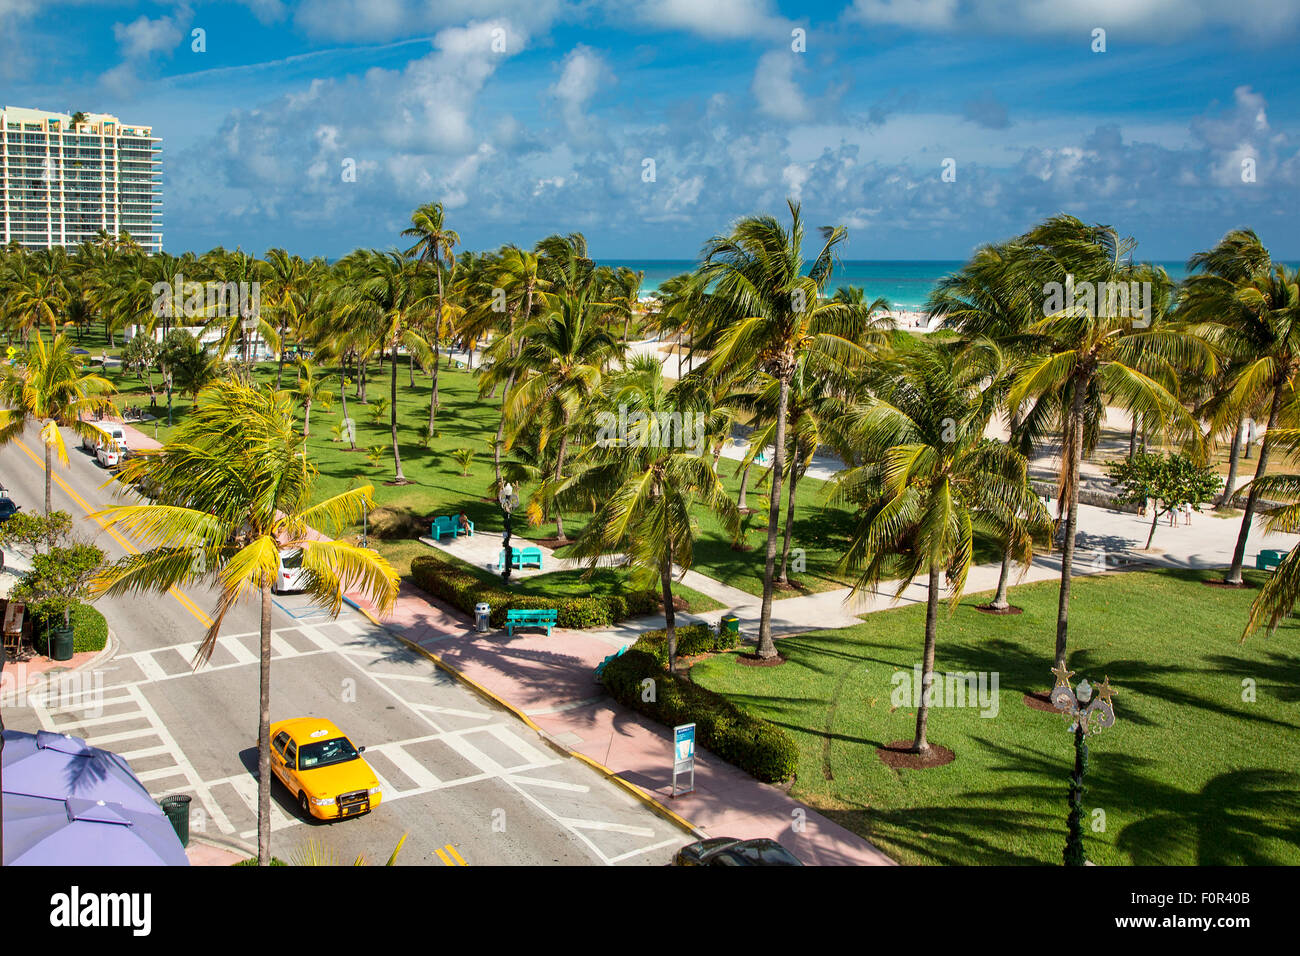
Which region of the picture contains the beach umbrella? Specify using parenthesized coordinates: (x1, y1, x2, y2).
(1, 730, 189, 866)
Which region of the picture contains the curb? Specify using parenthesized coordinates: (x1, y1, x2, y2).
(341, 594, 706, 840)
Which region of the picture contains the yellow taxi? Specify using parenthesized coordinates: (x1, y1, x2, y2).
(268, 717, 383, 820)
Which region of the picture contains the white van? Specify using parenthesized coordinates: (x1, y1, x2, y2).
(274, 548, 307, 594)
(83, 422, 128, 456)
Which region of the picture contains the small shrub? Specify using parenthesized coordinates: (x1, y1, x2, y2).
(33, 602, 108, 655)
(632, 623, 737, 666)
(368, 398, 390, 423)
(366, 445, 385, 466)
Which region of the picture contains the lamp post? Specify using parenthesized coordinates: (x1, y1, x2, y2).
(498, 482, 518, 585)
(1050, 665, 1117, 866)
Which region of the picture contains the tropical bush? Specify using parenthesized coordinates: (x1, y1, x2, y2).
(601, 648, 798, 783)
(631, 623, 737, 667)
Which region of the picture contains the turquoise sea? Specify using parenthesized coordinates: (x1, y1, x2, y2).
(603, 259, 1255, 312)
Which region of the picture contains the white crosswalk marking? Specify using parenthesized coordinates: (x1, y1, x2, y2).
(376, 744, 441, 790)
(218, 634, 258, 665)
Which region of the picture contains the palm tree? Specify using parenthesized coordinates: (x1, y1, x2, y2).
(1180, 233, 1297, 585)
(92, 381, 399, 865)
(402, 202, 460, 434)
(333, 250, 433, 483)
(292, 359, 332, 437)
(482, 278, 622, 541)
(1005, 216, 1209, 667)
(834, 342, 1047, 753)
(559, 356, 739, 669)
(694, 200, 894, 659)
(0, 334, 116, 514)
(1239, 423, 1300, 637)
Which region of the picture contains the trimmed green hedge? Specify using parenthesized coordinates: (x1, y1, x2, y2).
(632, 623, 738, 667)
(409, 554, 661, 629)
(34, 602, 108, 655)
(601, 648, 799, 784)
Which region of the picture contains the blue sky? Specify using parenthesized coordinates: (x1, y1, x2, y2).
(6, 0, 1300, 260)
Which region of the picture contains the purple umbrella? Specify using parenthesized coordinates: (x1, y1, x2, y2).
(2, 730, 189, 866)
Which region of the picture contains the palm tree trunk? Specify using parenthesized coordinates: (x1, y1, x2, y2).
(990, 548, 1013, 609)
(391, 345, 406, 482)
(1216, 415, 1245, 509)
(778, 453, 801, 584)
(429, 267, 444, 435)
(1128, 415, 1138, 459)
(492, 371, 515, 490)
(1226, 385, 1284, 585)
(303, 399, 312, 437)
(552, 407, 572, 542)
(257, 582, 273, 865)
(737, 460, 752, 511)
(339, 371, 356, 451)
(274, 321, 288, 390)
(662, 551, 677, 672)
(756, 374, 791, 659)
(912, 565, 940, 753)
(44, 439, 53, 515)
(1054, 384, 1086, 669)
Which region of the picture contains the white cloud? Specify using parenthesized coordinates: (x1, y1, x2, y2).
(293, 0, 563, 43)
(551, 45, 612, 138)
(113, 11, 187, 60)
(630, 0, 790, 39)
(846, 0, 1300, 39)
(752, 50, 807, 121)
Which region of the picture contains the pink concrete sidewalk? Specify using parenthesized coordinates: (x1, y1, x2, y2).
(348, 582, 895, 866)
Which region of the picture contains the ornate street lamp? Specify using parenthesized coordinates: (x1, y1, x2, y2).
(498, 482, 518, 585)
(1050, 665, 1117, 866)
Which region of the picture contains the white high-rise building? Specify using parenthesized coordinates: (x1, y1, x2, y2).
(0, 106, 162, 252)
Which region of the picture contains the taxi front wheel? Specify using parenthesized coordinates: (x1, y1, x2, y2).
(299, 793, 311, 817)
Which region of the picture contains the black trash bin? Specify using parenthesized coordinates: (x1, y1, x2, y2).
(159, 794, 192, 847)
(48, 624, 75, 662)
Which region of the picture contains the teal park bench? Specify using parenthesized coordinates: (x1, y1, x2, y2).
(505, 608, 558, 637)
(431, 514, 473, 541)
(1256, 549, 1289, 572)
(496, 546, 542, 570)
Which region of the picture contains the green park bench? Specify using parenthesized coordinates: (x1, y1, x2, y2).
(1256, 549, 1289, 572)
(496, 546, 542, 570)
(431, 514, 473, 541)
(505, 608, 558, 637)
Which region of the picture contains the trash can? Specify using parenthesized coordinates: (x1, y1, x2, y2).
(720, 614, 740, 637)
(474, 602, 491, 633)
(159, 794, 192, 847)
(49, 624, 75, 662)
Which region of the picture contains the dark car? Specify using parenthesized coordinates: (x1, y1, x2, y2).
(0, 496, 18, 522)
(673, 837, 804, 866)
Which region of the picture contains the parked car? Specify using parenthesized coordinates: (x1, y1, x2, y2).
(268, 717, 382, 820)
(0, 495, 18, 522)
(673, 837, 804, 866)
(274, 548, 307, 594)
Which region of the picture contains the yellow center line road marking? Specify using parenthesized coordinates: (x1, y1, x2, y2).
(434, 845, 468, 866)
(12, 437, 214, 628)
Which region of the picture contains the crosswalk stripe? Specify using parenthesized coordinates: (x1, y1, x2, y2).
(219, 635, 258, 665)
(133, 652, 169, 683)
(377, 744, 441, 789)
(271, 633, 300, 659)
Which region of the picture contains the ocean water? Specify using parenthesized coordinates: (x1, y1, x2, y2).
(603, 259, 1284, 312)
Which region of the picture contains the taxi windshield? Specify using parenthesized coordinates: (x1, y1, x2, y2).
(297, 736, 360, 770)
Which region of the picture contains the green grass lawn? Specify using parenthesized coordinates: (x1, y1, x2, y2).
(688, 567, 1300, 865)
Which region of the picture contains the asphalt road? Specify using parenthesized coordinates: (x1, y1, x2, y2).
(1, 423, 683, 866)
